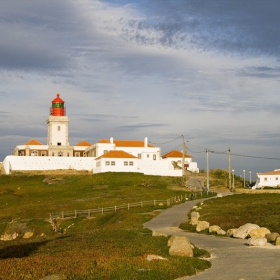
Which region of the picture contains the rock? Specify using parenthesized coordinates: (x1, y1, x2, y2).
(169, 236, 193, 257)
(266, 232, 280, 243)
(23, 231, 33, 239)
(275, 237, 280, 246)
(146, 254, 167, 261)
(217, 229, 226, 235)
(196, 221, 209, 232)
(249, 227, 270, 238)
(0, 232, 18, 241)
(190, 211, 200, 225)
(247, 236, 267, 246)
(152, 230, 168, 237)
(40, 275, 66, 280)
(209, 225, 221, 233)
(168, 235, 177, 246)
(233, 223, 260, 239)
(217, 194, 223, 198)
(227, 228, 238, 237)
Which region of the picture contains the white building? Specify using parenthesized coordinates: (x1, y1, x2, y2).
(256, 170, 280, 188)
(3, 94, 199, 176)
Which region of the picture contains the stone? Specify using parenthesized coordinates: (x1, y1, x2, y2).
(168, 235, 177, 246)
(23, 231, 33, 239)
(209, 225, 221, 233)
(233, 223, 260, 239)
(217, 229, 226, 235)
(169, 236, 193, 257)
(190, 211, 200, 225)
(247, 236, 267, 246)
(146, 254, 167, 261)
(275, 237, 280, 246)
(196, 221, 210, 232)
(249, 227, 270, 238)
(217, 194, 223, 198)
(266, 232, 280, 243)
(0, 232, 18, 241)
(227, 228, 238, 237)
(152, 230, 168, 237)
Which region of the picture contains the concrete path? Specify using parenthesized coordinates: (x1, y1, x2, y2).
(144, 198, 280, 280)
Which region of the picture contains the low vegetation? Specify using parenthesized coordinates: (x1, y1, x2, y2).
(0, 172, 212, 280)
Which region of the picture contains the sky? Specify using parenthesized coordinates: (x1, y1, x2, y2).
(1, 0, 280, 180)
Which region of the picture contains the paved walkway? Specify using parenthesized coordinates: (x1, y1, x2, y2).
(144, 197, 280, 280)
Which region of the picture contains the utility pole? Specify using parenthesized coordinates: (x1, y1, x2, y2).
(228, 147, 231, 190)
(206, 149, 209, 192)
(182, 135, 185, 185)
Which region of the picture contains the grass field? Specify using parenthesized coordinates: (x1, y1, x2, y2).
(0, 172, 212, 280)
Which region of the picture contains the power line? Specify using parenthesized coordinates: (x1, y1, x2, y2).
(149, 135, 182, 145)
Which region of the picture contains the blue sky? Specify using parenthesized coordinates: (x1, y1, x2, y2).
(1, 0, 280, 179)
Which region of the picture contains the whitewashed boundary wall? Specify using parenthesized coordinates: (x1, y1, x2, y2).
(3, 156, 96, 174)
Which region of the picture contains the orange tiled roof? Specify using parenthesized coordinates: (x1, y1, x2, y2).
(75, 140, 92, 146)
(24, 139, 44, 145)
(98, 139, 110, 143)
(162, 150, 192, 158)
(258, 170, 280, 175)
(95, 150, 137, 160)
(98, 139, 154, 148)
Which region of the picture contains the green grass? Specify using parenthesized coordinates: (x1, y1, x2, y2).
(180, 193, 280, 233)
(0, 173, 212, 280)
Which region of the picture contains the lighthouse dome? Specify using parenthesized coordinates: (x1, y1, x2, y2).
(50, 93, 65, 116)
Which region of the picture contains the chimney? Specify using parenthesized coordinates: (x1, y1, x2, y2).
(110, 137, 114, 144)
(144, 137, 148, 148)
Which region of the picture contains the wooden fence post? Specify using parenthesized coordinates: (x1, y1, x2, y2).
(154, 200, 156, 206)
(62, 211, 64, 219)
(75, 210, 77, 218)
(115, 206, 117, 212)
(88, 209, 90, 218)
(102, 208, 104, 215)
(141, 201, 143, 207)
(128, 203, 130, 210)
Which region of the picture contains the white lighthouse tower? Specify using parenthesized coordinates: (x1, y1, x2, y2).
(46, 93, 73, 156)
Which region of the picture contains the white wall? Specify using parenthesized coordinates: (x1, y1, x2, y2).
(3, 156, 95, 174)
(256, 174, 280, 188)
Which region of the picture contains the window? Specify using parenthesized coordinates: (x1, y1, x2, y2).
(58, 151, 63, 157)
(129, 161, 133, 166)
(106, 161, 110, 166)
(52, 152, 54, 157)
(138, 154, 141, 159)
(57, 142, 61, 146)
(104, 150, 108, 154)
(276, 177, 279, 181)
(67, 152, 70, 157)
(147, 154, 149, 158)
(124, 161, 128, 166)
(264, 177, 267, 181)
(75, 152, 80, 157)
(96, 162, 101, 167)
(153, 154, 156, 160)
(111, 161, 115, 166)
(83, 152, 86, 157)
(57, 126, 60, 131)
(41, 152, 46, 156)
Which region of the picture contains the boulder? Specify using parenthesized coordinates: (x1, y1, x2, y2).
(146, 254, 167, 261)
(217, 194, 223, 198)
(209, 225, 221, 233)
(266, 232, 280, 243)
(168, 235, 177, 246)
(247, 236, 267, 246)
(217, 229, 226, 235)
(0, 232, 18, 241)
(196, 221, 209, 232)
(152, 230, 168, 237)
(233, 223, 260, 239)
(249, 227, 270, 238)
(190, 211, 200, 225)
(169, 236, 193, 257)
(227, 228, 238, 237)
(275, 237, 280, 246)
(23, 231, 34, 239)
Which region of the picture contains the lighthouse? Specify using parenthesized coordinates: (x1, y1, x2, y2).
(46, 93, 72, 156)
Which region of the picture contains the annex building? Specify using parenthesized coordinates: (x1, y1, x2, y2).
(3, 94, 199, 176)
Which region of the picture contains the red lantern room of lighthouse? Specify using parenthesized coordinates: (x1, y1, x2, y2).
(50, 93, 66, 116)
